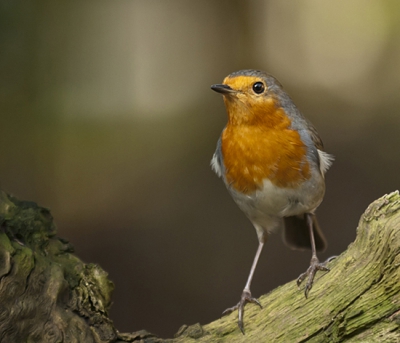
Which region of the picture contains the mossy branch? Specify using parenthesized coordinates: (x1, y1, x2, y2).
(0, 190, 399, 342)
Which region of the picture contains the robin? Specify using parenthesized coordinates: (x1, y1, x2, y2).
(210, 69, 334, 334)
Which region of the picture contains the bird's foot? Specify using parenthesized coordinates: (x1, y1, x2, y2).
(297, 255, 336, 298)
(222, 289, 262, 334)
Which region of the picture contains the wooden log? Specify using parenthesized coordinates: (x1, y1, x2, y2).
(0, 190, 399, 342)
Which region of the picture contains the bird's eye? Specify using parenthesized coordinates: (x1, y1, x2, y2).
(252, 82, 265, 94)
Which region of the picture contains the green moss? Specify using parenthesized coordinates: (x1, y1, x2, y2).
(0, 190, 116, 342)
(1, 190, 400, 342)
(172, 192, 400, 342)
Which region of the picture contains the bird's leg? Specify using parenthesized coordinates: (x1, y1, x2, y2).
(222, 241, 264, 334)
(296, 213, 331, 298)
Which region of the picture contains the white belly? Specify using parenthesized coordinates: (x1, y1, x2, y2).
(227, 171, 325, 233)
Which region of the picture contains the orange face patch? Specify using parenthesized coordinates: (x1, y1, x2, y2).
(221, 108, 310, 194)
(221, 76, 278, 127)
(223, 76, 264, 93)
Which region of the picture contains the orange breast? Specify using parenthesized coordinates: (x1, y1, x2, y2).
(221, 110, 310, 194)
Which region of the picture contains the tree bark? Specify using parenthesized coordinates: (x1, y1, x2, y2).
(0, 190, 399, 342)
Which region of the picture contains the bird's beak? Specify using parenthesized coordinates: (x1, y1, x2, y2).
(211, 84, 236, 95)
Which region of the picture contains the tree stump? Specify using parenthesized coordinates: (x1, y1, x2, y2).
(0, 190, 399, 342)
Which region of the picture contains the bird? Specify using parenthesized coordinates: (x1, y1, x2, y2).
(210, 69, 334, 334)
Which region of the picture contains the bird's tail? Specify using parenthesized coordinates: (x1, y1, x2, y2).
(282, 214, 327, 252)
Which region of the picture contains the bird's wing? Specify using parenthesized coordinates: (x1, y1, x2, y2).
(307, 121, 324, 151)
(211, 136, 224, 177)
(307, 121, 334, 174)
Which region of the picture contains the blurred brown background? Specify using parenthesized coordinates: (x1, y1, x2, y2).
(1, 0, 400, 338)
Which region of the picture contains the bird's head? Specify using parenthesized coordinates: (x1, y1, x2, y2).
(211, 70, 288, 127)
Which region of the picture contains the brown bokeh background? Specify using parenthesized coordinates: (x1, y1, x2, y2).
(2, 0, 400, 338)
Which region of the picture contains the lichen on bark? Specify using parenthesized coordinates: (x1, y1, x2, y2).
(0, 190, 400, 342)
(0, 191, 116, 343)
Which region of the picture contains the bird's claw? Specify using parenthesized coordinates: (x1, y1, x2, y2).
(297, 255, 335, 298)
(222, 290, 262, 334)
